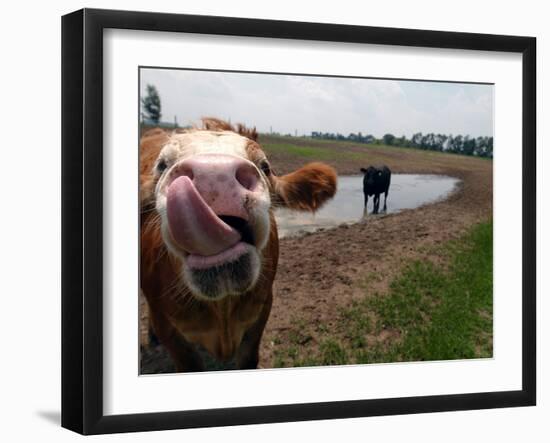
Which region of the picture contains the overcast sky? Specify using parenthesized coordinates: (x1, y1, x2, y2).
(140, 68, 493, 138)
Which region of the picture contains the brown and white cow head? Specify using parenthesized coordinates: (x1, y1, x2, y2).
(142, 119, 337, 301)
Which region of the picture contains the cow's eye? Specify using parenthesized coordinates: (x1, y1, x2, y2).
(156, 159, 167, 173)
(259, 159, 271, 176)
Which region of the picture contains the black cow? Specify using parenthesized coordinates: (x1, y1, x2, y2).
(360, 165, 391, 215)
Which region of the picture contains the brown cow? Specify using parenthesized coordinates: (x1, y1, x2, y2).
(140, 119, 337, 372)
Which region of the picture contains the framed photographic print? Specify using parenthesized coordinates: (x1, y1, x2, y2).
(61, 8, 536, 435)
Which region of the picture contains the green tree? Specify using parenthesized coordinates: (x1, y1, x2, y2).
(141, 84, 162, 124)
(382, 133, 395, 146)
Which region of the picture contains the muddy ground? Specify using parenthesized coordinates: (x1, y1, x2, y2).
(140, 136, 492, 372)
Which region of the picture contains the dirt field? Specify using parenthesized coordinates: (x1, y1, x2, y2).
(140, 135, 493, 372)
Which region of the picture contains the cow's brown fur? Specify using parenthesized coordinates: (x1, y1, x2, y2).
(201, 117, 259, 141)
(140, 120, 336, 371)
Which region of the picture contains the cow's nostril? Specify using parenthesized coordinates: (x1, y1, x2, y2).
(173, 164, 194, 181)
(235, 163, 259, 191)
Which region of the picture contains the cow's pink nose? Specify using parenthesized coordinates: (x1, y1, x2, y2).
(173, 154, 259, 190)
(168, 154, 261, 217)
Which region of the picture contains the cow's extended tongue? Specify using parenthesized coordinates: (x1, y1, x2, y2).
(166, 176, 241, 256)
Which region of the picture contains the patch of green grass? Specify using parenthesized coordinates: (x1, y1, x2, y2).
(262, 141, 363, 162)
(319, 339, 348, 366)
(261, 134, 487, 162)
(274, 220, 493, 367)
(273, 352, 286, 368)
(338, 301, 373, 349)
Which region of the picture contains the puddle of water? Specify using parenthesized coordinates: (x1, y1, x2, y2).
(275, 174, 460, 238)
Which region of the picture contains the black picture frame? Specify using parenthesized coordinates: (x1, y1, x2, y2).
(61, 8, 536, 435)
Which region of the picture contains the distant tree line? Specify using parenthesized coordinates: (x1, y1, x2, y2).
(310, 131, 493, 158)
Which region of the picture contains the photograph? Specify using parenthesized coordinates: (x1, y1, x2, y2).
(138, 67, 494, 374)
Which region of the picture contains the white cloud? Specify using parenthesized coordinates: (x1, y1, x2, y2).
(140, 69, 493, 138)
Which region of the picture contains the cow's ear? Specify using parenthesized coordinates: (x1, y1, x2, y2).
(271, 162, 337, 211)
(360, 167, 367, 173)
